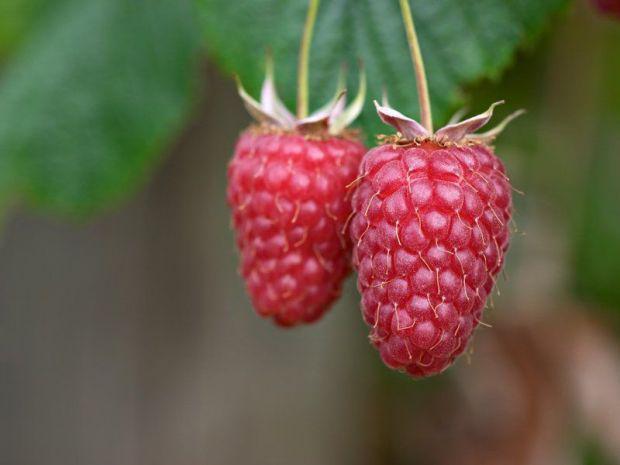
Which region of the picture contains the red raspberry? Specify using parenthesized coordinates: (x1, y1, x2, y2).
(353, 0, 525, 377)
(229, 55, 366, 326)
(350, 140, 511, 376)
(228, 130, 365, 326)
(349, 98, 522, 377)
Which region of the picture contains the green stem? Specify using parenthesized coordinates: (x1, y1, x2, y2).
(398, 0, 433, 132)
(296, 0, 320, 119)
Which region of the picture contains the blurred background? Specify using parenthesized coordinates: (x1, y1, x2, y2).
(1, 0, 619, 464)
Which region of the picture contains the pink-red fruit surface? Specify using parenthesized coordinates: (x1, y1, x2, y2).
(228, 129, 365, 326)
(349, 141, 512, 377)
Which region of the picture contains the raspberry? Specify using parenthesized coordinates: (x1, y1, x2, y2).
(350, 139, 512, 376)
(348, 0, 523, 377)
(228, 130, 365, 326)
(229, 51, 366, 326)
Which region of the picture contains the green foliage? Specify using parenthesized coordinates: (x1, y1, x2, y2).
(0, 0, 53, 59)
(0, 0, 203, 217)
(0, 0, 571, 218)
(579, 437, 616, 465)
(572, 25, 620, 312)
(198, 0, 570, 140)
(574, 123, 620, 310)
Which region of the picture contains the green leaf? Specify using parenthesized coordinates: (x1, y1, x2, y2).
(0, 0, 203, 217)
(0, 0, 52, 59)
(572, 25, 620, 313)
(573, 123, 620, 311)
(197, 0, 569, 140)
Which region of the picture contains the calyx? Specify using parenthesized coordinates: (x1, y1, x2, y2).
(374, 98, 524, 144)
(236, 59, 366, 136)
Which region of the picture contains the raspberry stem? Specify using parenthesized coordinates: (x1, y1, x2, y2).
(398, 0, 433, 133)
(297, 0, 320, 119)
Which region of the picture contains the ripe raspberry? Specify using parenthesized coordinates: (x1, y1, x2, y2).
(355, 0, 527, 378)
(229, 57, 366, 326)
(349, 100, 522, 377)
(228, 130, 364, 326)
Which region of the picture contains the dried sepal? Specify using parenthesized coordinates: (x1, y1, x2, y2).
(308, 65, 347, 120)
(236, 57, 365, 136)
(435, 101, 504, 142)
(236, 76, 285, 127)
(260, 55, 296, 127)
(374, 100, 430, 139)
(466, 109, 526, 143)
(329, 67, 366, 135)
(328, 90, 348, 125)
(296, 91, 346, 132)
(375, 97, 522, 144)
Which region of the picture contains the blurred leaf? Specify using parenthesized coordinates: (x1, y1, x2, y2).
(0, 0, 52, 59)
(197, 0, 570, 140)
(572, 24, 620, 312)
(0, 0, 202, 217)
(573, 124, 620, 310)
(580, 438, 617, 465)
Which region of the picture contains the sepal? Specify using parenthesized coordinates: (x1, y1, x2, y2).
(236, 76, 285, 127)
(466, 109, 526, 143)
(260, 55, 296, 127)
(374, 100, 430, 139)
(329, 67, 366, 134)
(296, 91, 346, 132)
(236, 57, 365, 136)
(374, 97, 523, 144)
(435, 101, 503, 142)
